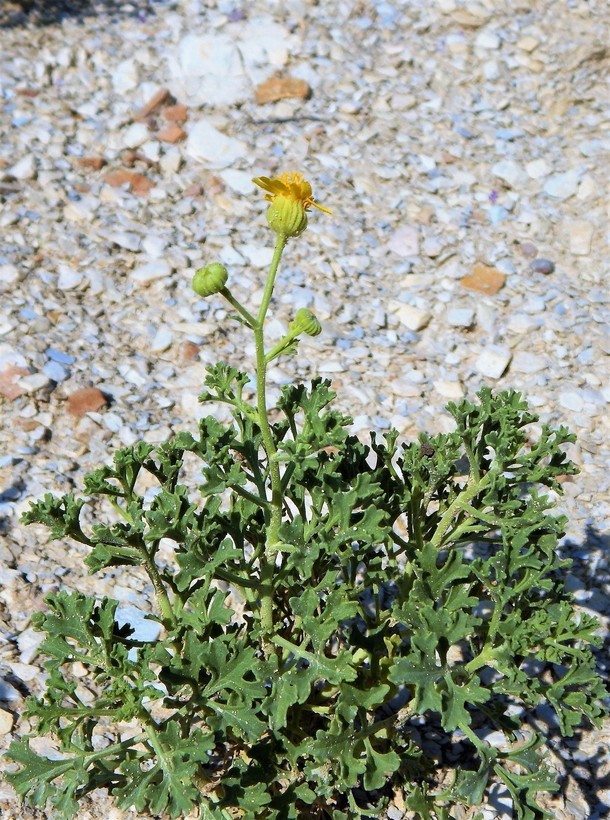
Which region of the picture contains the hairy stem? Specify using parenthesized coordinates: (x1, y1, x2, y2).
(254, 233, 288, 635)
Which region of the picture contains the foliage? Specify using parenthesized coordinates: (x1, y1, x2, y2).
(8, 377, 607, 818)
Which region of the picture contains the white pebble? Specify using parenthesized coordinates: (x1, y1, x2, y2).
(387, 224, 420, 257)
(17, 373, 53, 392)
(543, 170, 580, 200)
(0, 709, 13, 735)
(132, 259, 172, 286)
(390, 302, 431, 331)
(122, 122, 150, 149)
(8, 154, 36, 180)
(434, 380, 464, 399)
(559, 391, 584, 412)
(151, 325, 173, 353)
(525, 158, 550, 179)
(110, 231, 142, 251)
(112, 58, 139, 93)
(186, 121, 246, 168)
(57, 266, 84, 290)
(446, 307, 475, 327)
(491, 160, 527, 189)
(568, 220, 594, 255)
(475, 30, 501, 49)
(475, 345, 512, 379)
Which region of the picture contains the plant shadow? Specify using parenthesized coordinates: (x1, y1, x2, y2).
(0, 0, 163, 28)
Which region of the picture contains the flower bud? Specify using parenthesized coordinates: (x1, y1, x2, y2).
(192, 263, 228, 297)
(266, 197, 308, 238)
(290, 308, 322, 337)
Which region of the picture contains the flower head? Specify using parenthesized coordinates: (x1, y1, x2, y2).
(252, 172, 331, 237)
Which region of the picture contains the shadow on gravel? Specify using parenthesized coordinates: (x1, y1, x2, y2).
(0, 0, 164, 28)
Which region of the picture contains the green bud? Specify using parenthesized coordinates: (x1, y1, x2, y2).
(290, 308, 322, 337)
(266, 197, 308, 238)
(192, 263, 228, 297)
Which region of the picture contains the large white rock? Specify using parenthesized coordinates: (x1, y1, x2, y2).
(167, 34, 249, 106)
(185, 121, 246, 168)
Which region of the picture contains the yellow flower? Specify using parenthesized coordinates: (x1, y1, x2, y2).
(252, 172, 331, 237)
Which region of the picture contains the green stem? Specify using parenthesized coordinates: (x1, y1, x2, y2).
(220, 287, 257, 327)
(254, 233, 288, 635)
(430, 474, 490, 550)
(135, 542, 176, 628)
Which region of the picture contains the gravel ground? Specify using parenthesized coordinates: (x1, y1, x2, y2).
(0, 0, 609, 817)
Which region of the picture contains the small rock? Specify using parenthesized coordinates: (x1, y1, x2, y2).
(156, 125, 186, 143)
(460, 263, 505, 295)
(17, 372, 52, 393)
(186, 121, 246, 168)
(517, 241, 537, 258)
(115, 604, 163, 642)
(254, 76, 311, 104)
(568, 220, 594, 255)
(67, 387, 109, 417)
(0, 365, 30, 400)
(57, 266, 83, 290)
(511, 351, 548, 373)
(122, 122, 150, 149)
(543, 170, 580, 200)
(387, 224, 420, 257)
(530, 258, 555, 275)
(45, 348, 75, 365)
(475, 346, 512, 379)
(134, 86, 174, 120)
(447, 307, 475, 327)
(109, 231, 142, 251)
(17, 625, 45, 663)
(390, 302, 431, 331)
(141, 235, 167, 258)
(559, 391, 584, 412)
(491, 160, 527, 188)
(220, 169, 256, 195)
(104, 169, 154, 196)
(517, 35, 540, 52)
(151, 326, 173, 353)
(77, 156, 107, 171)
(525, 158, 550, 179)
(423, 236, 443, 257)
(42, 361, 69, 382)
(112, 58, 138, 93)
(8, 154, 36, 180)
(434, 380, 464, 399)
(163, 103, 189, 123)
(180, 341, 200, 362)
(475, 30, 501, 49)
(0, 709, 13, 735)
(132, 258, 172, 286)
(0, 263, 21, 289)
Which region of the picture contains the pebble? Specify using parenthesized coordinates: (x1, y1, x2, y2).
(460, 263, 505, 295)
(491, 160, 527, 189)
(446, 307, 475, 327)
(168, 34, 248, 106)
(568, 220, 594, 255)
(530, 258, 555, 274)
(0, 263, 21, 288)
(185, 120, 246, 168)
(42, 361, 69, 382)
(475, 345, 512, 379)
(8, 153, 36, 180)
(390, 302, 431, 331)
(110, 231, 142, 252)
(57, 266, 84, 290)
(559, 391, 585, 412)
(0, 709, 13, 735)
(66, 387, 109, 417)
(151, 325, 173, 353)
(387, 224, 420, 257)
(543, 170, 580, 200)
(475, 30, 501, 49)
(525, 158, 550, 179)
(131, 259, 172, 286)
(17, 372, 52, 393)
(112, 58, 138, 93)
(122, 122, 150, 149)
